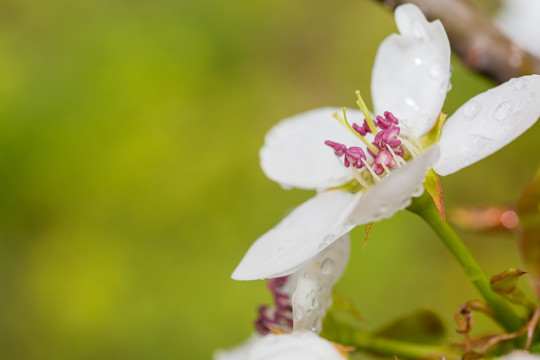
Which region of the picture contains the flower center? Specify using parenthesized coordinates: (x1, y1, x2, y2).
(324, 92, 423, 190)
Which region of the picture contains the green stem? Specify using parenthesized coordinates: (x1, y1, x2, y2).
(408, 192, 523, 333)
(326, 320, 459, 359)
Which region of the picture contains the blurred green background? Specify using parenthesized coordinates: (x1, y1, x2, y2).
(0, 0, 537, 359)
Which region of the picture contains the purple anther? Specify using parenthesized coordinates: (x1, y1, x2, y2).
(375, 148, 402, 171)
(274, 292, 291, 310)
(353, 121, 372, 135)
(345, 146, 366, 169)
(255, 277, 294, 335)
(374, 125, 401, 149)
(324, 140, 346, 157)
(375, 115, 392, 129)
(375, 148, 392, 166)
(367, 147, 378, 159)
(384, 111, 399, 124)
(267, 276, 288, 292)
(352, 122, 367, 136)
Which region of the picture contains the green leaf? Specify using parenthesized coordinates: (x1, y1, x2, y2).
(375, 309, 446, 345)
(517, 168, 540, 300)
(424, 169, 445, 220)
(490, 268, 534, 308)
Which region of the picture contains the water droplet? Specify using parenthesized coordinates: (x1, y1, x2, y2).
(459, 136, 489, 158)
(321, 258, 335, 275)
(527, 92, 536, 102)
(414, 58, 422, 66)
(380, 205, 388, 213)
(514, 78, 529, 90)
(318, 234, 335, 249)
(405, 97, 419, 111)
(412, 186, 424, 197)
(430, 63, 442, 77)
(462, 101, 480, 118)
(493, 101, 514, 121)
(311, 296, 319, 309)
(412, 22, 427, 39)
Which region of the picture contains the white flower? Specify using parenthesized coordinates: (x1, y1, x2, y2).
(499, 351, 540, 360)
(232, 4, 540, 281)
(216, 238, 350, 359)
(214, 331, 348, 360)
(497, 0, 540, 58)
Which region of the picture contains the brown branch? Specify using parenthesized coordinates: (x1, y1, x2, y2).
(374, 0, 540, 83)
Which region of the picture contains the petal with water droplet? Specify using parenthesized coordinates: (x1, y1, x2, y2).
(371, 4, 451, 138)
(260, 107, 365, 191)
(434, 75, 540, 176)
(232, 190, 355, 280)
(292, 235, 350, 333)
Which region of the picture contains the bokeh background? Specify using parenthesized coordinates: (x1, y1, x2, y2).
(0, 0, 537, 359)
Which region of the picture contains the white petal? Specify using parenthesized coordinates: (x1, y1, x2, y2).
(497, 0, 540, 58)
(499, 351, 540, 360)
(344, 145, 441, 226)
(292, 235, 350, 333)
(260, 107, 366, 190)
(232, 191, 355, 280)
(371, 3, 451, 138)
(214, 335, 260, 360)
(434, 75, 540, 176)
(247, 331, 346, 360)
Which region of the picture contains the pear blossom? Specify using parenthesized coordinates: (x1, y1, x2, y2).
(216, 237, 350, 359)
(499, 351, 540, 360)
(497, 0, 540, 58)
(232, 3, 540, 282)
(214, 331, 348, 360)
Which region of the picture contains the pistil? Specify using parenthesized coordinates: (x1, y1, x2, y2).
(355, 91, 378, 134)
(333, 109, 379, 154)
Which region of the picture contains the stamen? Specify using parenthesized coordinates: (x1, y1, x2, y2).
(351, 169, 370, 188)
(381, 162, 391, 174)
(387, 146, 406, 167)
(324, 140, 346, 156)
(355, 91, 378, 135)
(361, 158, 381, 182)
(397, 120, 424, 151)
(401, 139, 420, 158)
(384, 111, 399, 124)
(332, 109, 379, 154)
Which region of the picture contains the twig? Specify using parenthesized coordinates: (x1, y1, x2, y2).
(479, 307, 540, 353)
(373, 0, 540, 83)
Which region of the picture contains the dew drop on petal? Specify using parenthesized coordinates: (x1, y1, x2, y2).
(493, 101, 514, 121)
(320, 258, 334, 275)
(318, 234, 335, 249)
(310, 296, 318, 309)
(459, 136, 489, 160)
(527, 92, 536, 103)
(414, 58, 422, 66)
(462, 101, 481, 118)
(405, 97, 420, 111)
